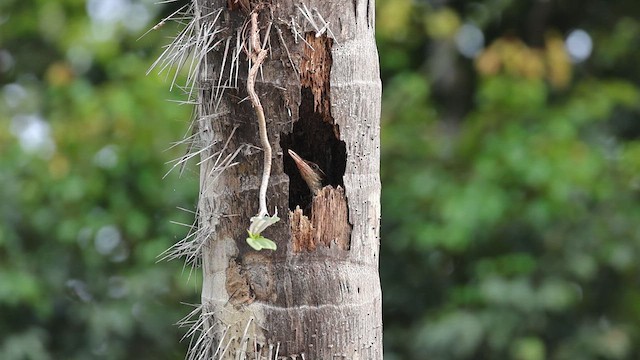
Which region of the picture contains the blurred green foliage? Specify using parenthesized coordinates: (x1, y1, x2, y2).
(1, 0, 198, 358)
(379, 0, 640, 359)
(3, 0, 640, 359)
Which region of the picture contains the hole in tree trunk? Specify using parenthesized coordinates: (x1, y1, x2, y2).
(280, 88, 346, 214)
(282, 33, 351, 252)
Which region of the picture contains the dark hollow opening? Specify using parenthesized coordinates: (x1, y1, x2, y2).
(280, 87, 347, 214)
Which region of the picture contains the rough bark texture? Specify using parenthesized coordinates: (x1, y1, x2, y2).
(196, 0, 381, 358)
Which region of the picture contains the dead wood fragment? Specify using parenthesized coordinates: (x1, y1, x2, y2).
(290, 206, 316, 252)
(300, 34, 334, 127)
(289, 186, 351, 252)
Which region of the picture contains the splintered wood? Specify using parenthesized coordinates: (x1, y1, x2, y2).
(300, 33, 333, 123)
(289, 186, 351, 252)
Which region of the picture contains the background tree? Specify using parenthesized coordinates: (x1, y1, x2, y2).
(2, 0, 640, 359)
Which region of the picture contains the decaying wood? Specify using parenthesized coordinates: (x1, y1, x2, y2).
(290, 186, 351, 252)
(300, 34, 333, 124)
(289, 206, 315, 252)
(193, 0, 382, 358)
(310, 186, 351, 250)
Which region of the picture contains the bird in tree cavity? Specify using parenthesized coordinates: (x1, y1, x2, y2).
(288, 149, 325, 195)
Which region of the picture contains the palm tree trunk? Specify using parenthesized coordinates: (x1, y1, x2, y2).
(191, 0, 381, 358)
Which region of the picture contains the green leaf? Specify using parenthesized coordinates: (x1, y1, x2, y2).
(246, 235, 277, 251)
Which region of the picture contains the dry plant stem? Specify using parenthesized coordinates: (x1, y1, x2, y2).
(247, 12, 270, 217)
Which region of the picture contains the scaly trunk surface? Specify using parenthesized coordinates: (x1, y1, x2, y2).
(194, 0, 381, 358)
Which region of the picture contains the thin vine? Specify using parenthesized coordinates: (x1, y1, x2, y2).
(245, 11, 279, 251)
(247, 11, 270, 217)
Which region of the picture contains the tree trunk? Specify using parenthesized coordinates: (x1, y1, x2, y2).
(191, 0, 381, 358)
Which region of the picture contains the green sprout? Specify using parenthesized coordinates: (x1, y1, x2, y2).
(246, 212, 280, 251)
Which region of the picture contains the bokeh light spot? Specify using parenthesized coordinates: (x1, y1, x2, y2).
(456, 23, 485, 58)
(565, 29, 593, 63)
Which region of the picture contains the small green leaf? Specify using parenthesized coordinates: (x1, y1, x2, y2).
(246, 235, 277, 251)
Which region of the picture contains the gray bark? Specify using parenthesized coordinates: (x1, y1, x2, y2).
(194, 1, 381, 358)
